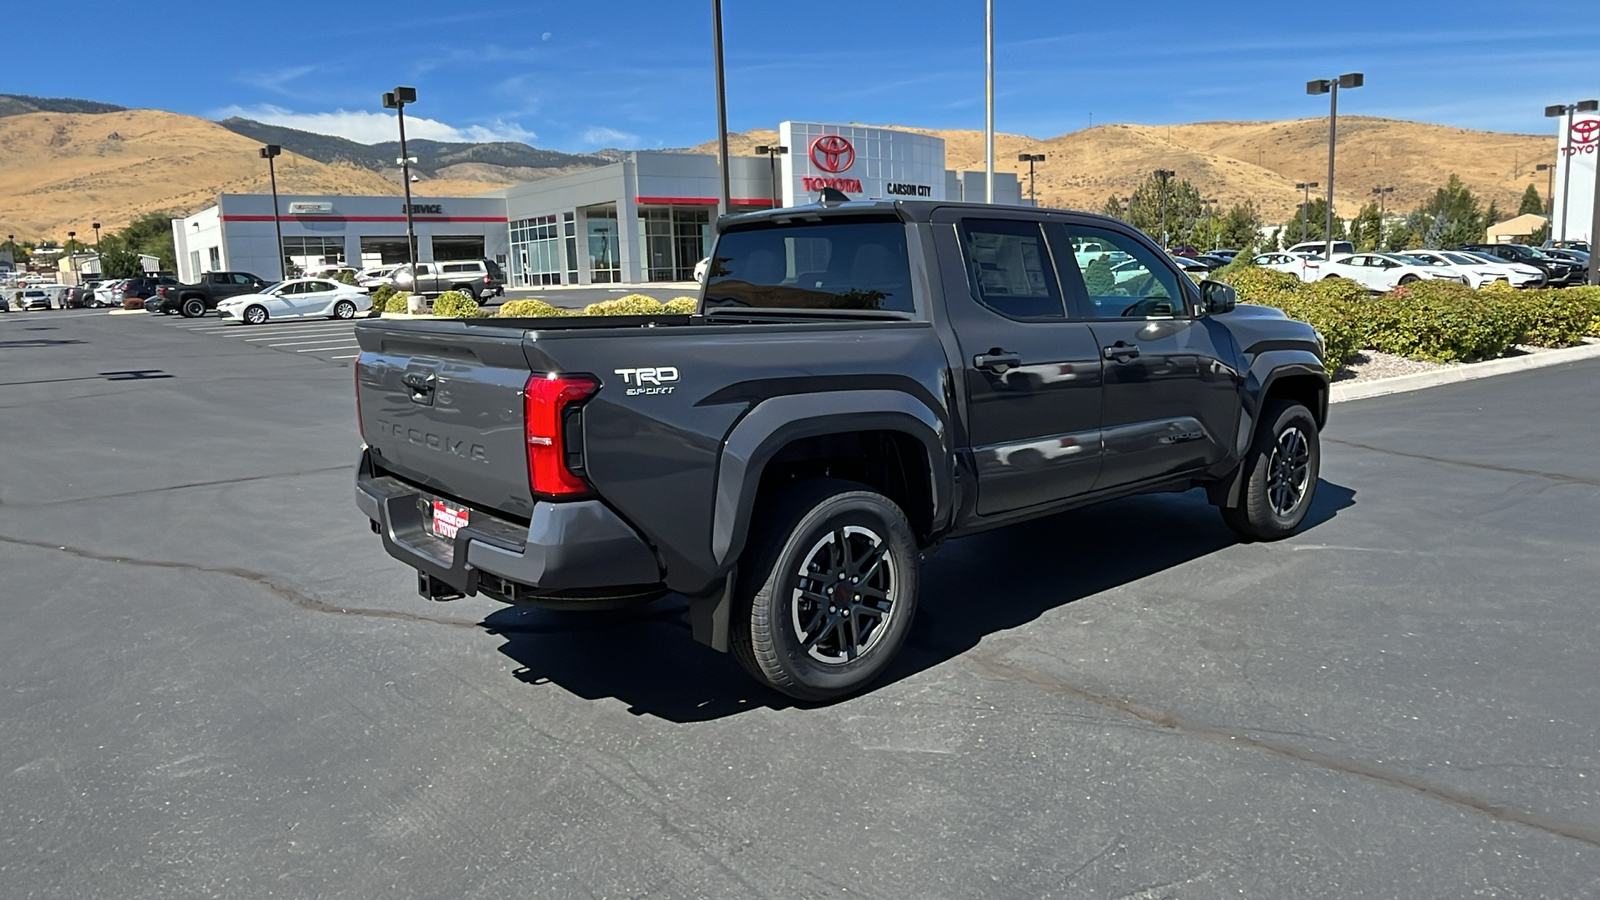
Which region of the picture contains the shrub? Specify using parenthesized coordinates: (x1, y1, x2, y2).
(430, 290, 484, 318)
(1494, 288, 1594, 347)
(583, 294, 666, 316)
(1266, 294, 1364, 375)
(1216, 264, 1303, 305)
(376, 291, 410, 313)
(664, 296, 698, 314)
(1558, 285, 1600, 337)
(1082, 257, 1117, 296)
(335, 270, 359, 286)
(1367, 281, 1518, 362)
(370, 284, 399, 309)
(497, 298, 571, 318)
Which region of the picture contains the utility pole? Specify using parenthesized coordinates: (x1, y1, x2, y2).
(984, 0, 994, 203)
(1371, 186, 1393, 250)
(1017, 153, 1044, 206)
(1153, 169, 1174, 247)
(712, 0, 731, 218)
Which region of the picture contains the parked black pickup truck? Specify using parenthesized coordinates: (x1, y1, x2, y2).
(353, 201, 1329, 700)
(147, 271, 270, 317)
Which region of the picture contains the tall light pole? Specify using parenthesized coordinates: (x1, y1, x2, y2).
(1017, 153, 1044, 205)
(1308, 72, 1364, 259)
(259, 144, 285, 279)
(382, 87, 419, 274)
(1371, 186, 1393, 250)
(1296, 181, 1319, 244)
(67, 231, 77, 287)
(984, 0, 994, 203)
(754, 144, 788, 208)
(1536, 163, 1555, 215)
(1202, 198, 1218, 249)
(711, 0, 731, 218)
(1544, 99, 1599, 242)
(91, 221, 101, 277)
(1153, 169, 1174, 247)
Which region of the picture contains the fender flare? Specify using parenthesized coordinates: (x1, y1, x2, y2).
(1210, 352, 1328, 508)
(710, 390, 951, 569)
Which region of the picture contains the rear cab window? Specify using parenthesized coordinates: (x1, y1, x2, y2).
(704, 218, 914, 313)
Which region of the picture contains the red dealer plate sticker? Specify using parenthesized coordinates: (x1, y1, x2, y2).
(431, 500, 469, 539)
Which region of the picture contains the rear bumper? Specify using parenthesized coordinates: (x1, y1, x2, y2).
(354, 449, 662, 605)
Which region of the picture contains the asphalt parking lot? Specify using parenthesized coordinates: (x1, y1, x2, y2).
(2, 311, 1598, 898)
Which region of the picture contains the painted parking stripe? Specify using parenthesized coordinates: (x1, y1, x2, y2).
(296, 345, 360, 353)
(215, 326, 349, 337)
(243, 329, 356, 341)
(330, 354, 359, 359)
(266, 337, 364, 347)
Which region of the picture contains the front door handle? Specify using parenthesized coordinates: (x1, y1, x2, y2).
(973, 350, 1022, 373)
(1102, 342, 1141, 362)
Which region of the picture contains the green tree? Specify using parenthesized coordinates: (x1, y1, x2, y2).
(1411, 174, 1487, 248)
(1285, 198, 1345, 245)
(1126, 172, 1202, 246)
(1100, 195, 1127, 221)
(98, 246, 144, 278)
(100, 213, 178, 271)
(1213, 201, 1263, 254)
(1082, 257, 1117, 295)
(1518, 184, 1544, 216)
(1349, 202, 1382, 251)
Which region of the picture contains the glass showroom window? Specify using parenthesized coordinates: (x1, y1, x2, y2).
(281, 236, 345, 277)
(587, 205, 621, 284)
(510, 215, 562, 286)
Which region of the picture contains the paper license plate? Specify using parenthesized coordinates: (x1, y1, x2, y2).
(430, 500, 469, 539)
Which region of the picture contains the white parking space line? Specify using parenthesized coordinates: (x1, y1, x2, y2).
(243, 329, 356, 341)
(266, 338, 364, 347)
(330, 355, 359, 359)
(296, 345, 360, 353)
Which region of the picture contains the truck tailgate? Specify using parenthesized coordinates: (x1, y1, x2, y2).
(354, 320, 536, 519)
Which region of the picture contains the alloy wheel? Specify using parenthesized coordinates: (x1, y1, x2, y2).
(790, 525, 898, 665)
(1267, 426, 1311, 517)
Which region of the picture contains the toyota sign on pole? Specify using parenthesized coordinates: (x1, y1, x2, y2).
(1553, 112, 1599, 242)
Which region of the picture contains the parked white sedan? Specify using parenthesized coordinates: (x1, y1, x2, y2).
(1399, 249, 1524, 289)
(216, 278, 371, 325)
(1319, 252, 1468, 291)
(1252, 251, 1325, 283)
(1452, 251, 1546, 288)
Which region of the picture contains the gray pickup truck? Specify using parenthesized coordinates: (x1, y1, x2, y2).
(353, 200, 1328, 700)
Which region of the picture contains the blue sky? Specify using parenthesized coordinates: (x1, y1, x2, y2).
(11, 1, 1598, 151)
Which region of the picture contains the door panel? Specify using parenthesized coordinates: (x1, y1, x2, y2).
(1053, 220, 1242, 488)
(933, 215, 1104, 516)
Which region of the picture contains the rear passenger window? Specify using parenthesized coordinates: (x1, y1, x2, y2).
(958, 219, 1064, 319)
(704, 219, 913, 312)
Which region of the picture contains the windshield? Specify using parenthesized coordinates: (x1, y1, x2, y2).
(257, 282, 286, 294)
(1399, 254, 1443, 266)
(704, 219, 913, 313)
(1441, 252, 1484, 266)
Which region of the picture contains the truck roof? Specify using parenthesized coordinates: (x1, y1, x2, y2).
(717, 198, 1096, 229)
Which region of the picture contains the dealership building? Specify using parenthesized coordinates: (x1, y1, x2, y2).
(173, 122, 1023, 287)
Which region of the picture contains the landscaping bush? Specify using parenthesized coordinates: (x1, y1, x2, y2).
(1494, 288, 1594, 347)
(1216, 263, 1303, 307)
(376, 291, 410, 313)
(1366, 281, 1518, 363)
(335, 270, 359, 286)
(664, 296, 698, 314)
(1556, 285, 1600, 337)
(497, 298, 571, 318)
(1267, 293, 1364, 375)
(430, 290, 484, 318)
(370, 284, 399, 309)
(582, 294, 666, 316)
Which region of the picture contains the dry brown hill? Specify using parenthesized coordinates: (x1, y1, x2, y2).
(0, 109, 511, 240)
(694, 117, 1552, 223)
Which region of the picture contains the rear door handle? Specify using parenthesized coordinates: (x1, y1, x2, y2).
(1102, 342, 1140, 362)
(973, 350, 1022, 373)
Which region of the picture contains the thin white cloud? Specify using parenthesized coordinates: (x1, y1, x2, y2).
(580, 126, 639, 148)
(210, 104, 537, 145)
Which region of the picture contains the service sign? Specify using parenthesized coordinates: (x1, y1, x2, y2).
(287, 201, 334, 215)
(778, 122, 946, 207)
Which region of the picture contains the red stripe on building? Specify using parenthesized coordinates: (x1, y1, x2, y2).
(220, 215, 509, 223)
(635, 197, 773, 207)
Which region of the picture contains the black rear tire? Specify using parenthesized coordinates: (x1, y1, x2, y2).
(731, 478, 919, 702)
(180, 297, 206, 318)
(1220, 400, 1320, 541)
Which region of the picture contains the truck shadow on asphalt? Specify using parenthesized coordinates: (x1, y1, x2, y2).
(484, 481, 1355, 722)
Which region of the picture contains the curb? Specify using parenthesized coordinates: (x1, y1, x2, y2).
(1330, 339, 1600, 404)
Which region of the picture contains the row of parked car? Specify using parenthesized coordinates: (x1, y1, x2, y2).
(1248, 240, 1590, 292)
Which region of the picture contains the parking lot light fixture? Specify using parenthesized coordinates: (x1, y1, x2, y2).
(1371, 186, 1393, 249)
(1536, 163, 1555, 215)
(259, 144, 285, 279)
(1018, 153, 1045, 205)
(754, 144, 788, 208)
(382, 87, 420, 272)
(1295, 182, 1318, 244)
(1545, 99, 1599, 242)
(1308, 72, 1363, 260)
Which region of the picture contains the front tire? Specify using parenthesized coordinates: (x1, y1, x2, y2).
(1220, 400, 1320, 541)
(731, 479, 920, 702)
(242, 304, 268, 326)
(332, 299, 357, 319)
(180, 297, 206, 318)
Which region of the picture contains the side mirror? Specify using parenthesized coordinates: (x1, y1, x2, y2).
(1200, 280, 1236, 315)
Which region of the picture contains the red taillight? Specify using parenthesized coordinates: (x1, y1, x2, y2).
(482, 274, 491, 284)
(524, 373, 598, 498)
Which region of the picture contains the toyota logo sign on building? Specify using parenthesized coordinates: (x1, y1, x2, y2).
(810, 135, 855, 173)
